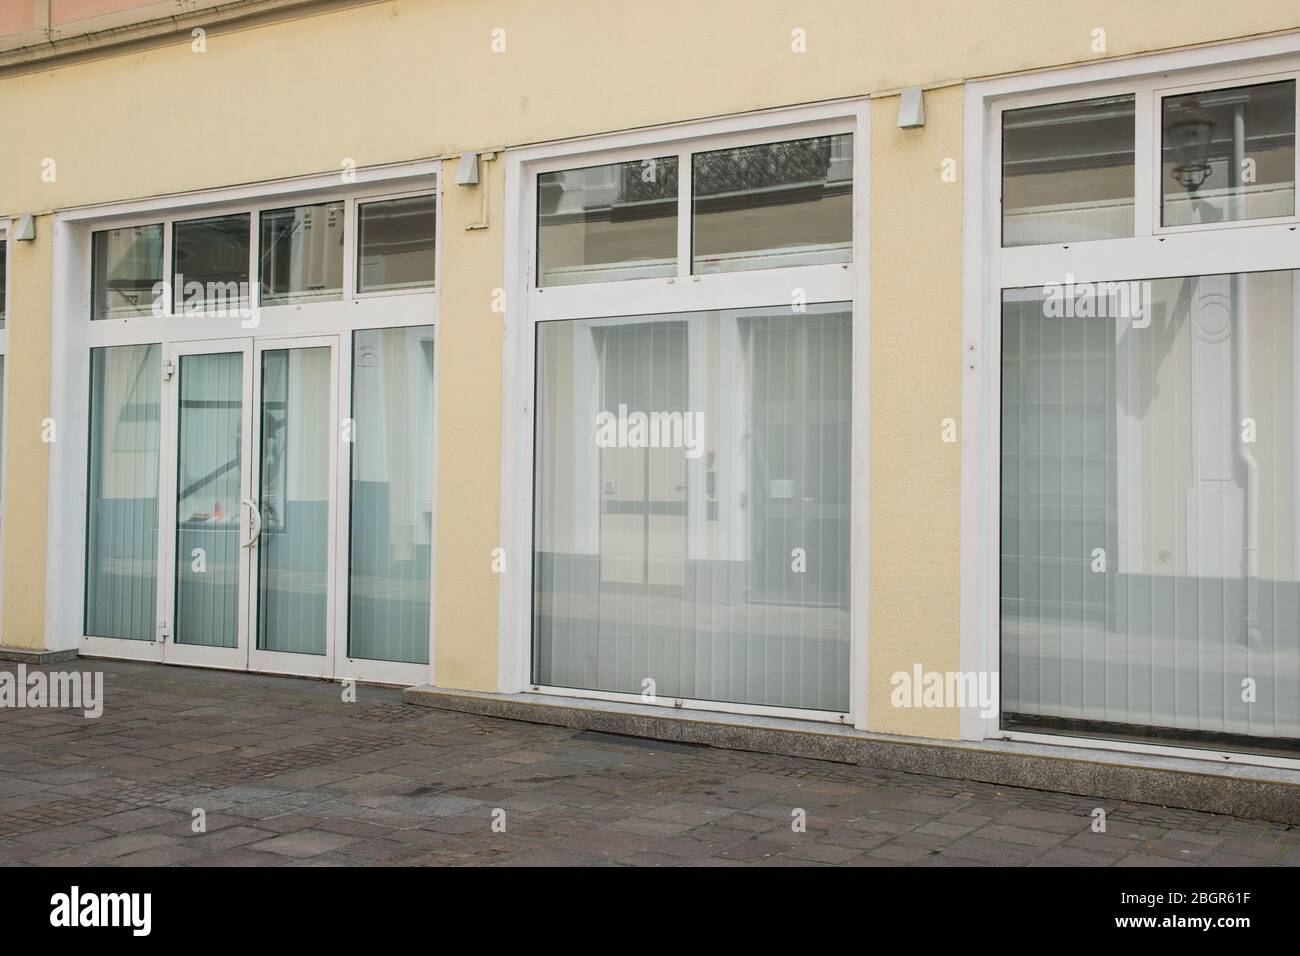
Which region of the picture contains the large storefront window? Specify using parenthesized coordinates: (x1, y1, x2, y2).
(533, 303, 853, 711)
(524, 114, 861, 716)
(994, 65, 1300, 757)
(1001, 273, 1300, 753)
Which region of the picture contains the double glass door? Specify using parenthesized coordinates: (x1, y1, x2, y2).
(160, 335, 340, 676)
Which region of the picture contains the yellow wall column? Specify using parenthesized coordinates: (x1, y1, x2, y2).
(2, 216, 52, 650)
(868, 90, 963, 737)
(431, 156, 504, 690)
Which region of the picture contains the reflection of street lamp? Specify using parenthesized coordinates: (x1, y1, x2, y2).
(1166, 99, 1216, 189)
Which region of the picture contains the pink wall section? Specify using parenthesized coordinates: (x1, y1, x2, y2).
(0, 4, 34, 35)
(0, 1, 235, 38)
(51, 0, 164, 26)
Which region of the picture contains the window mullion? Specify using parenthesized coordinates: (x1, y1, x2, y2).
(676, 148, 691, 279)
(1133, 86, 1156, 238)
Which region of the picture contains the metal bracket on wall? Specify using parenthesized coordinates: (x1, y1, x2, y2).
(465, 152, 496, 231)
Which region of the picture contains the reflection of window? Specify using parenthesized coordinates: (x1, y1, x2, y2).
(537, 158, 678, 287)
(172, 213, 250, 315)
(1161, 80, 1296, 227)
(1002, 95, 1135, 246)
(692, 135, 853, 274)
(357, 195, 437, 293)
(1001, 271, 1300, 755)
(91, 225, 163, 320)
(259, 202, 344, 305)
(532, 302, 852, 711)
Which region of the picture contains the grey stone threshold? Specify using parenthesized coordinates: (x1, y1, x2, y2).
(0, 646, 78, 665)
(403, 685, 1300, 826)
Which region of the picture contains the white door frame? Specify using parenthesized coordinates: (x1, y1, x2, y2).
(52, 160, 441, 687)
(161, 336, 255, 671)
(247, 333, 341, 680)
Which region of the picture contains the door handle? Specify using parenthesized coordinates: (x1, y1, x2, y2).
(241, 497, 262, 549)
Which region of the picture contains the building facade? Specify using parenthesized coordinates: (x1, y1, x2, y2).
(2, 0, 1299, 770)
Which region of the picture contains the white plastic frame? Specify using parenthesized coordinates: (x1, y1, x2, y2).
(502, 99, 871, 727)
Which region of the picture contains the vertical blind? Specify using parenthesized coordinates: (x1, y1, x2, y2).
(1002, 271, 1300, 749)
(533, 303, 851, 711)
(85, 344, 161, 641)
(174, 351, 244, 648)
(348, 326, 435, 664)
(257, 347, 332, 655)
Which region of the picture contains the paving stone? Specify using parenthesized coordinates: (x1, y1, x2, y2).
(248, 830, 360, 859)
(1, 659, 1293, 868)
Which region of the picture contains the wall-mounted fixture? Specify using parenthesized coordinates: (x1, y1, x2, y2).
(897, 87, 926, 129)
(456, 152, 481, 186)
(12, 214, 35, 241)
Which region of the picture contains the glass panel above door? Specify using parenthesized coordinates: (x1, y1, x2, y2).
(256, 346, 332, 656)
(174, 351, 244, 648)
(173, 213, 251, 316)
(356, 195, 436, 293)
(259, 202, 345, 305)
(91, 224, 164, 320)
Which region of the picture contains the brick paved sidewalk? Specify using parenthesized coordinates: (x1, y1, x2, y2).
(1, 660, 1296, 866)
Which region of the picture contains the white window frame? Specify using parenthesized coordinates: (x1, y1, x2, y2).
(964, 32, 1300, 769)
(48, 159, 442, 688)
(502, 99, 871, 726)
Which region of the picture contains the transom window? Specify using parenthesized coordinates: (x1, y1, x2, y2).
(536, 132, 853, 288)
(89, 190, 436, 320)
(1002, 70, 1299, 246)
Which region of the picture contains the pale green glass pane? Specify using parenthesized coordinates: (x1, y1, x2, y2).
(174, 351, 243, 648)
(85, 344, 161, 641)
(257, 347, 331, 655)
(347, 326, 434, 664)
